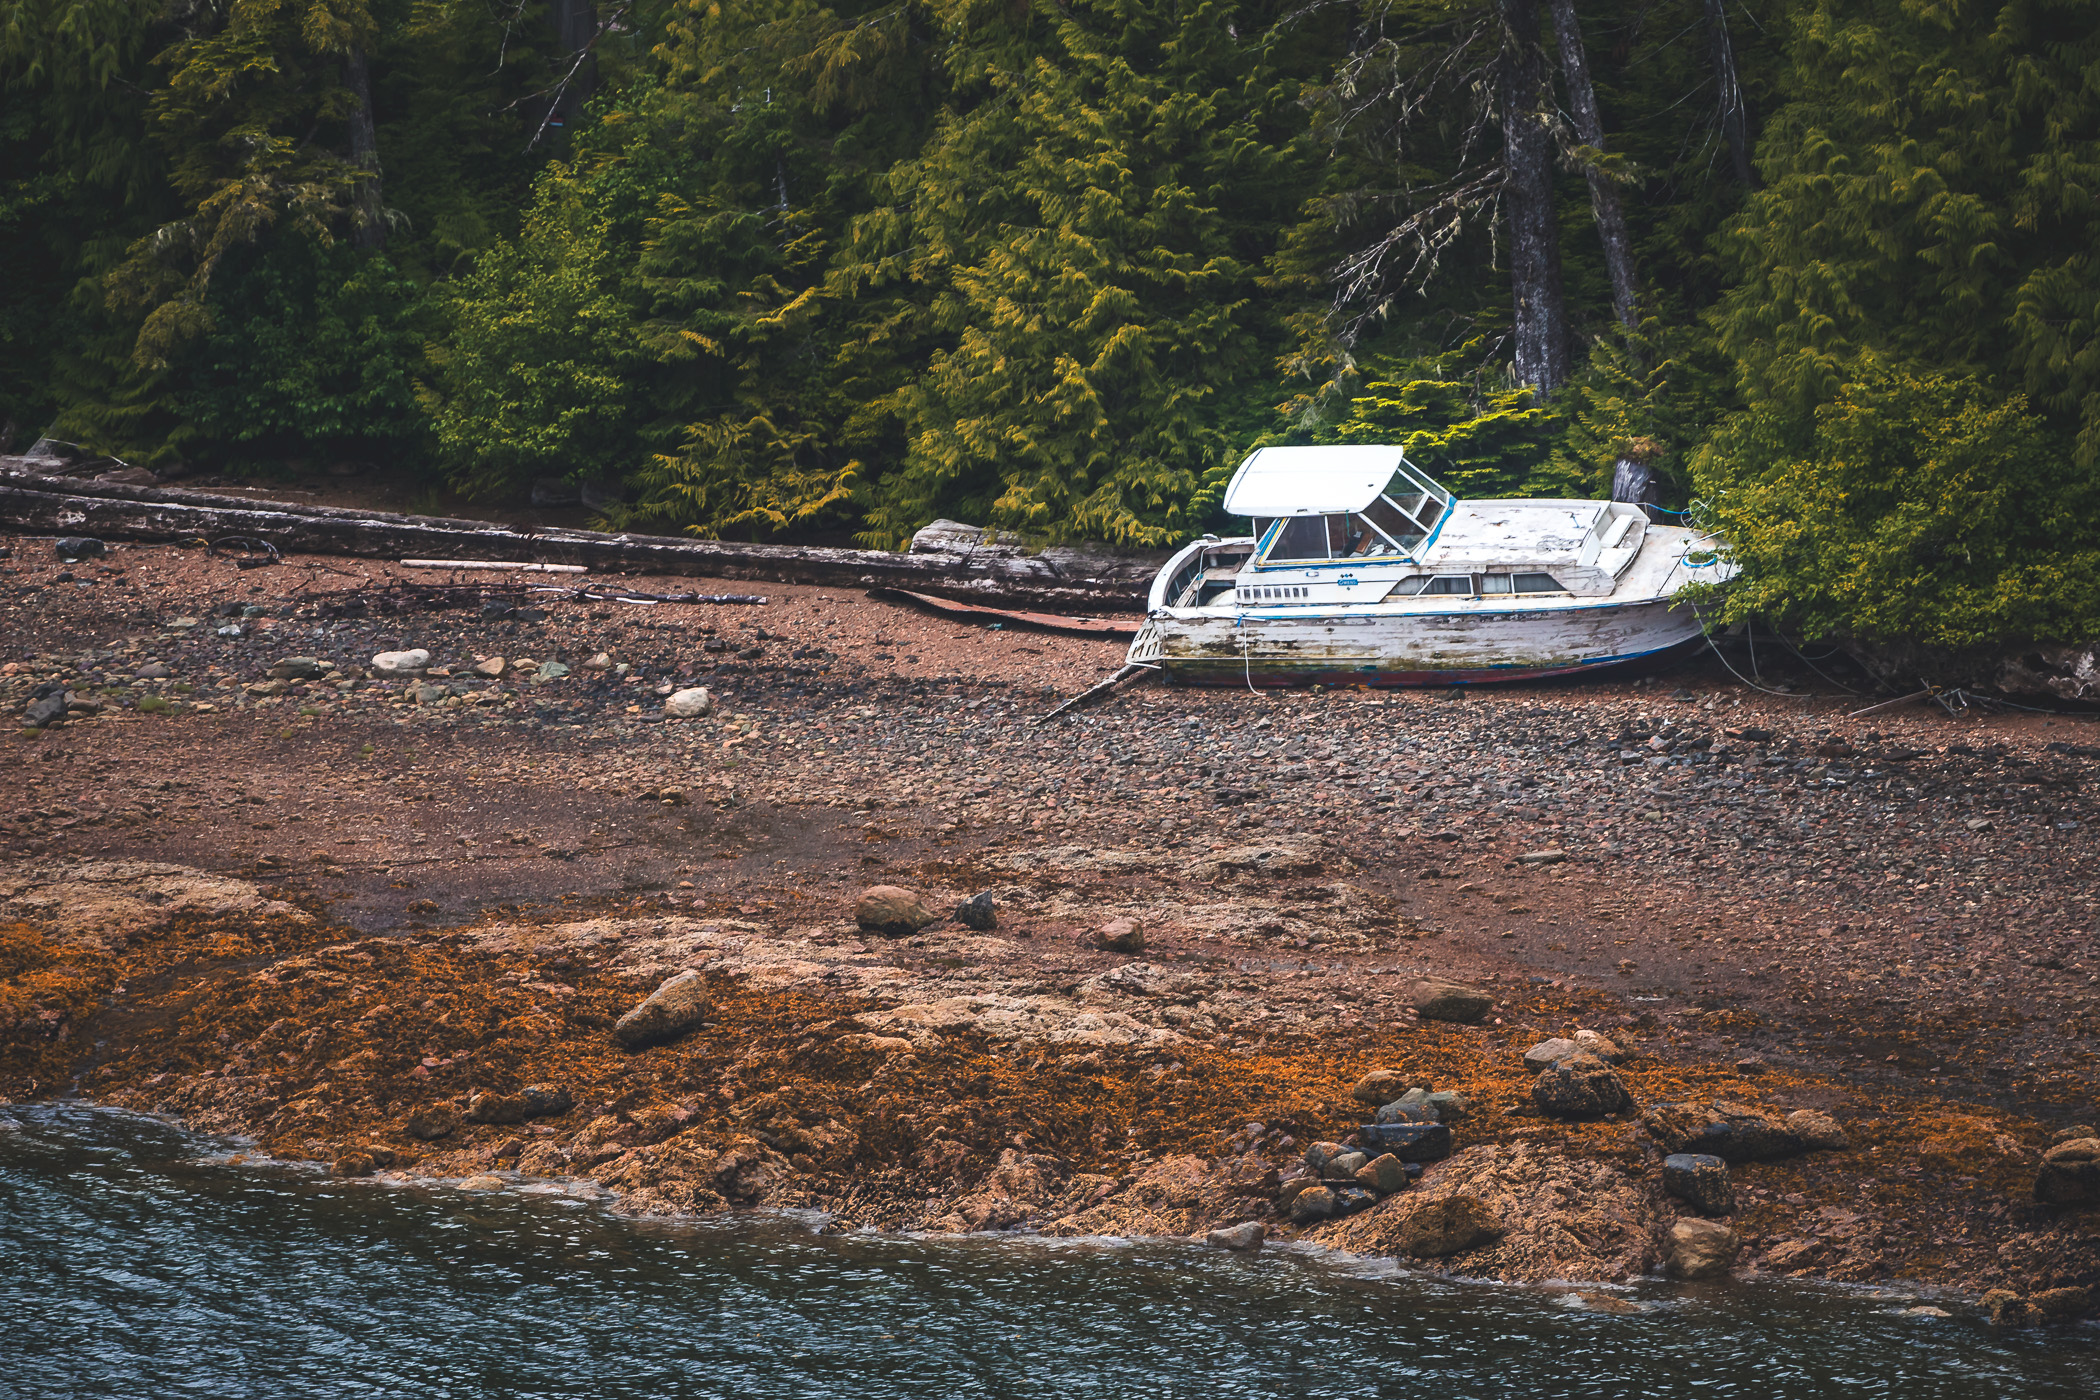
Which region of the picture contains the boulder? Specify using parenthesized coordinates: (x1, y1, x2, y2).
(1641, 1101, 1803, 1163)
(1424, 1091, 1472, 1122)
(1661, 1153, 1734, 1215)
(1332, 1186, 1379, 1216)
(1373, 1101, 1438, 1125)
(1289, 1185, 1337, 1224)
(370, 648, 430, 677)
(405, 1104, 462, 1141)
(1785, 1109, 1850, 1151)
(1357, 1121, 1452, 1162)
(1530, 1051, 1632, 1119)
(1350, 1068, 1410, 1105)
(457, 1174, 505, 1191)
(23, 692, 65, 727)
(955, 892, 998, 931)
(465, 1083, 574, 1124)
(612, 970, 711, 1050)
(1386, 1194, 1502, 1257)
(1666, 1218, 1739, 1279)
(664, 686, 714, 718)
(1206, 1221, 1266, 1251)
(332, 1151, 376, 1178)
(1573, 1029, 1625, 1063)
(1355, 1153, 1413, 1195)
(1410, 978, 1493, 1024)
(855, 885, 937, 937)
(1095, 917, 1145, 953)
(2035, 1137, 2100, 1204)
(1522, 1037, 1582, 1073)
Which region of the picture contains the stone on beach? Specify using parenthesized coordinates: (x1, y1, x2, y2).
(465, 1082, 574, 1124)
(1522, 1037, 1581, 1073)
(612, 970, 711, 1050)
(664, 686, 714, 718)
(1094, 917, 1145, 953)
(1409, 978, 1493, 1024)
(1661, 1153, 1734, 1215)
(2034, 1137, 2100, 1203)
(405, 1104, 461, 1140)
(955, 892, 998, 930)
(1355, 1153, 1412, 1195)
(370, 649, 430, 677)
(1206, 1221, 1266, 1250)
(1350, 1068, 1410, 1105)
(1666, 1218, 1740, 1279)
(1784, 1109, 1849, 1151)
(1530, 1052, 1632, 1119)
(855, 885, 937, 937)
(1289, 1185, 1337, 1223)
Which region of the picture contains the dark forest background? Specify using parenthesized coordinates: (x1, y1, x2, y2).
(6, 0, 2100, 647)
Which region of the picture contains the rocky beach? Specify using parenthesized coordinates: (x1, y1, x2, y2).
(2, 533, 2097, 1324)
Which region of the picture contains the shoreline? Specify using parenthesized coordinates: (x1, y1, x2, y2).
(0, 532, 2095, 1323)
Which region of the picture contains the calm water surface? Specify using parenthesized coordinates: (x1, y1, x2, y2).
(2, 1105, 2095, 1398)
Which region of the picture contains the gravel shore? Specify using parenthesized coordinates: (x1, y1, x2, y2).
(2, 533, 2096, 1312)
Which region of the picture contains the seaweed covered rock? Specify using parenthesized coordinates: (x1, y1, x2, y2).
(2035, 1137, 2100, 1204)
(1642, 1100, 1805, 1162)
(1530, 1051, 1632, 1118)
(613, 970, 711, 1050)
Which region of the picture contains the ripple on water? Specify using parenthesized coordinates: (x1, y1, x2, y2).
(2, 1105, 2095, 1400)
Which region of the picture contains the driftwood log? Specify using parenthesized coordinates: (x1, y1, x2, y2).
(0, 464, 1160, 614)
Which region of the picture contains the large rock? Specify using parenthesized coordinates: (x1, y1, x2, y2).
(1661, 1153, 1734, 1215)
(1358, 1121, 1453, 1162)
(1641, 1101, 1804, 1163)
(370, 648, 430, 677)
(1522, 1037, 1581, 1072)
(1666, 1218, 1740, 1279)
(1206, 1221, 1266, 1250)
(1381, 1194, 1502, 1257)
(2035, 1137, 2100, 1204)
(1094, 917, 1145, 953)
(955, 892, 998, 931)
(613, 970, 711, 1050)
(465, 1083, 574, 1124)
(1573, 1029, 1625, 1063)
(1351, 1068, 1411, 1105)
(1530, 1051, 1632, 1118)
(1355, 1153, 1413, 1194)
(855, 885, 937, 937)
(1410, 978, 1493, 1024)
(405, 1104, 462, 1141)
(664, 686, 714, 718)
(1785, 1109, 1850, 1151)
(1289, 1185, 1337, 1223)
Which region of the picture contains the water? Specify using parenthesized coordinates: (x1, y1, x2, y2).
(3, 1107, 2094, 1399)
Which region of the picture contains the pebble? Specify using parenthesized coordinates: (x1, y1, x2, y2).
(473, 657, 508, 678)
(371, 649, 430, 677)
(1355, 1152, 1412, 1194)
(536, 661, 570, 681)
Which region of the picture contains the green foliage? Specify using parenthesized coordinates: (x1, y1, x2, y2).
(181, 237, 426, 460)
(1322, 355, 1574, 499)
(1693, 358, 2100, 647)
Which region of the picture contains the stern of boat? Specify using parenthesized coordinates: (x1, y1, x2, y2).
(1125, 616, 1167, 667)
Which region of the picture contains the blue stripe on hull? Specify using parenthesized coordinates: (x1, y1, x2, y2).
(1159, 637, 1700, 689)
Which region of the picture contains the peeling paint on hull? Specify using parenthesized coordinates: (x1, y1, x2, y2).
(1145, 595, 1707, 689)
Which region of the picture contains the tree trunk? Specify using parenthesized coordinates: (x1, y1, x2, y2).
(0, 464, 1161, 613)
(549, 0, 600, 125)
(343, 45, 385, 250)
(1499, 0, 1568, 392)
(1549, 0, 1638, 333)
(1701, 0, 1756, 187)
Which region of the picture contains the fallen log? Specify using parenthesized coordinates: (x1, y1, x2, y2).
(0, 463, 1160, 613)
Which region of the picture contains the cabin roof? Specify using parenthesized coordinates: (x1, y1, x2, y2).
(1223, 445, 1412, 516)
(1423, 500, 1608, 565)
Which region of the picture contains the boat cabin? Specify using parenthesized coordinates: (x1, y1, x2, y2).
(1152, 444, 1655, 611)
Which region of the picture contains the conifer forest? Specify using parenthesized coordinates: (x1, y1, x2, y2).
(6, 0, 2100, 649)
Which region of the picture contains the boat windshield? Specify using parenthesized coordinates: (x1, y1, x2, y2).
(1246, 456, 1452, 565)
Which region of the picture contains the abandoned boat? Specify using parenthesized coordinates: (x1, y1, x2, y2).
(1126, 444, 1732, 686)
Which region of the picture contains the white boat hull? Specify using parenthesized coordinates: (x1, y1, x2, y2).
(1133, 592, 1705, 687)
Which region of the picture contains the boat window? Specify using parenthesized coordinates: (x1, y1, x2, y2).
(1422, 575, 1472, 596)
(1479, 573, 1513, 595)
(1239, 584, 1312, 603)
(1389, 576, 1429, 596)
(1267, 515, 1330, 561)
(1513, 573, 1564, 593)
(1347, 510, 1405, 556)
